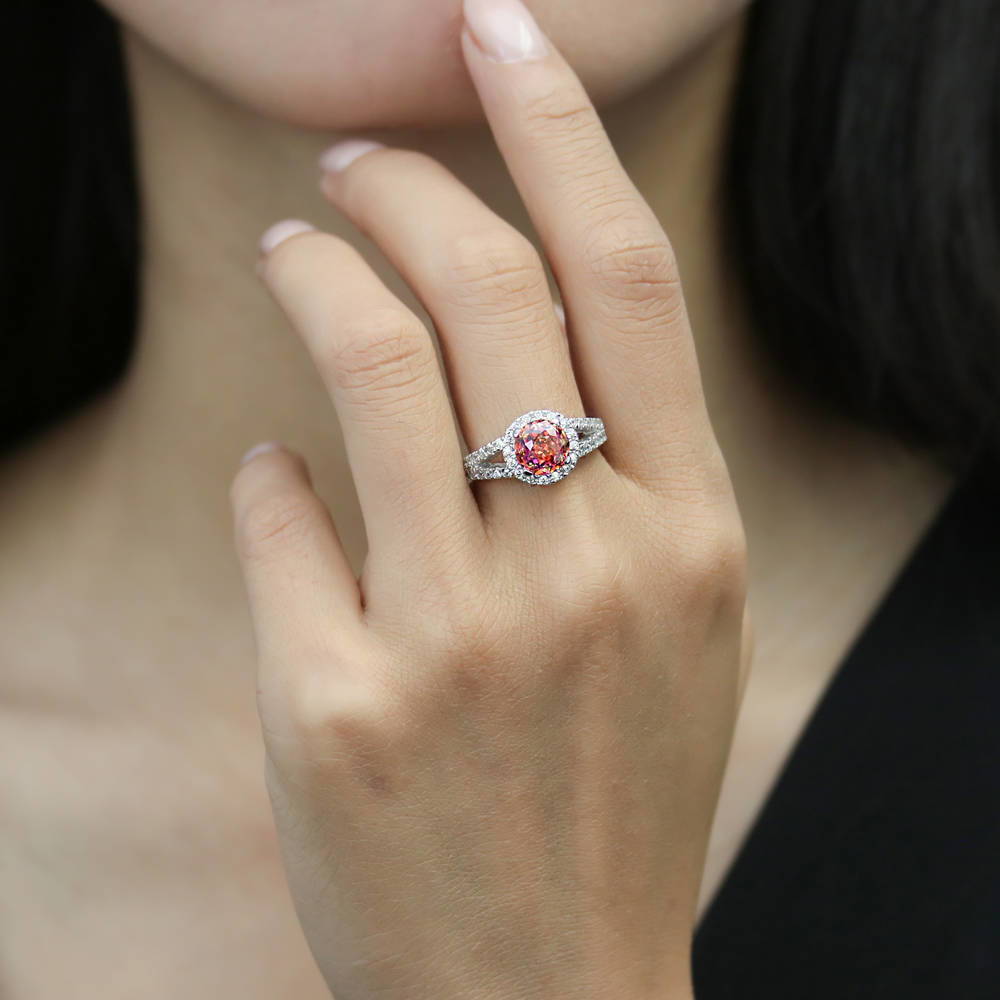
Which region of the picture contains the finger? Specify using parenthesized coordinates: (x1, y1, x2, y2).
(257, 222, 484, 565)
(229, 442, 363, 662)
(461, 0, 717, 486)
(318, 142, 586, 463)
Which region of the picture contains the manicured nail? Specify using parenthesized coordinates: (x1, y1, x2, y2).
(240, 441, 284, 465)
(319, 138, 386, 173)
(259, 219, 315, 255)
(463, 0, 549, 63)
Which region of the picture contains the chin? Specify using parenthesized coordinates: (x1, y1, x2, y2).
(107, 0, 747, 131)
(183, 0, 479, 130)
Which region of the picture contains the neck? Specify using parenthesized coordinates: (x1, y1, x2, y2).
(1, 19, 952, 717)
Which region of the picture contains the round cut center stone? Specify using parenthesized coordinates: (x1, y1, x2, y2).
(513, 419, 570, 476)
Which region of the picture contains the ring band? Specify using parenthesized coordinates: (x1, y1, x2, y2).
(463, 408, 607, 486)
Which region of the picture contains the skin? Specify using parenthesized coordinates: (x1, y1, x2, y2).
(0, 0, 953, 997)
(96, 0, 747, 128)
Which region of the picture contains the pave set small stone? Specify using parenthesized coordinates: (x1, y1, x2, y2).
(463, 409, 608, 486)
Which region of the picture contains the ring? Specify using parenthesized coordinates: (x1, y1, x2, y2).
(463, 408, 607, 486)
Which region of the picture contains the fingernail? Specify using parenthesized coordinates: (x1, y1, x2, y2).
(463, 0, 549, 63)
(240, 441, 284, 465)
(553, 301, 565, 325)
(319, 138, 386, 173)
(259, 219, 315, 255)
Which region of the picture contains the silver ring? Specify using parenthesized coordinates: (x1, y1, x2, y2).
(463, 408, 607, 486)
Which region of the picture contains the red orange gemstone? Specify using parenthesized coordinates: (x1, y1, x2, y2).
(513, 419, 570, 476)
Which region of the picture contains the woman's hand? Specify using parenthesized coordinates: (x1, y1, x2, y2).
(229, 1, 751, 997)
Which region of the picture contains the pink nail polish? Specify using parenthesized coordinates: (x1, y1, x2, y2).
(259, 219, 315, 255)
(463, 0, 549, 63)
(319, 138, 386, 173)
(240, 441, 284, 465)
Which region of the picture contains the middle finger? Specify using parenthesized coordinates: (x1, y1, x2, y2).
(319, 142, 589, 469)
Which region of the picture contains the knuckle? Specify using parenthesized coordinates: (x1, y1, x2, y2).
(430, 620, 507, 706)
(438, 229, 550, 316)
(582, 224, 681, 307)
(488, 541, 641, 691)
(281, 672, 402, 794)
(522, 525, 637, 648)
(331, 310, 436, 402)
(555, 541, 635, 627)
(412, 578, 521, 705)
(678, 515, 749, 612)
(521, 83, 603, 147)
(236, 490, 321, 559)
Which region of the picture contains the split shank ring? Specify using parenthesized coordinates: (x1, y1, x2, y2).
(463, 409, 607, 486)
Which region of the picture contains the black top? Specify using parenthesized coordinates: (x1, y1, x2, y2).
(692, 457, 1000, 998)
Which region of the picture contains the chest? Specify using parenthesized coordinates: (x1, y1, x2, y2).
(697, 647, 840, 920)
(0, 717, 331, 1000)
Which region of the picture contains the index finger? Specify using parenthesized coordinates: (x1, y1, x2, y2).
(461, 0, 718, 488)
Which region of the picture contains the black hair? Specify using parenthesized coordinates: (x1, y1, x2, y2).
(724, 0, 1000, 483)
(3, 1, 1000, 483)
(3, 1, 137, 456)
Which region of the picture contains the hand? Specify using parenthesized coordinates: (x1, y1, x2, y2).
(229, 1, 752, 997)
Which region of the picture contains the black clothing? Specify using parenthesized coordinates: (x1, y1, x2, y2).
(693, 459, 1000, 998)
